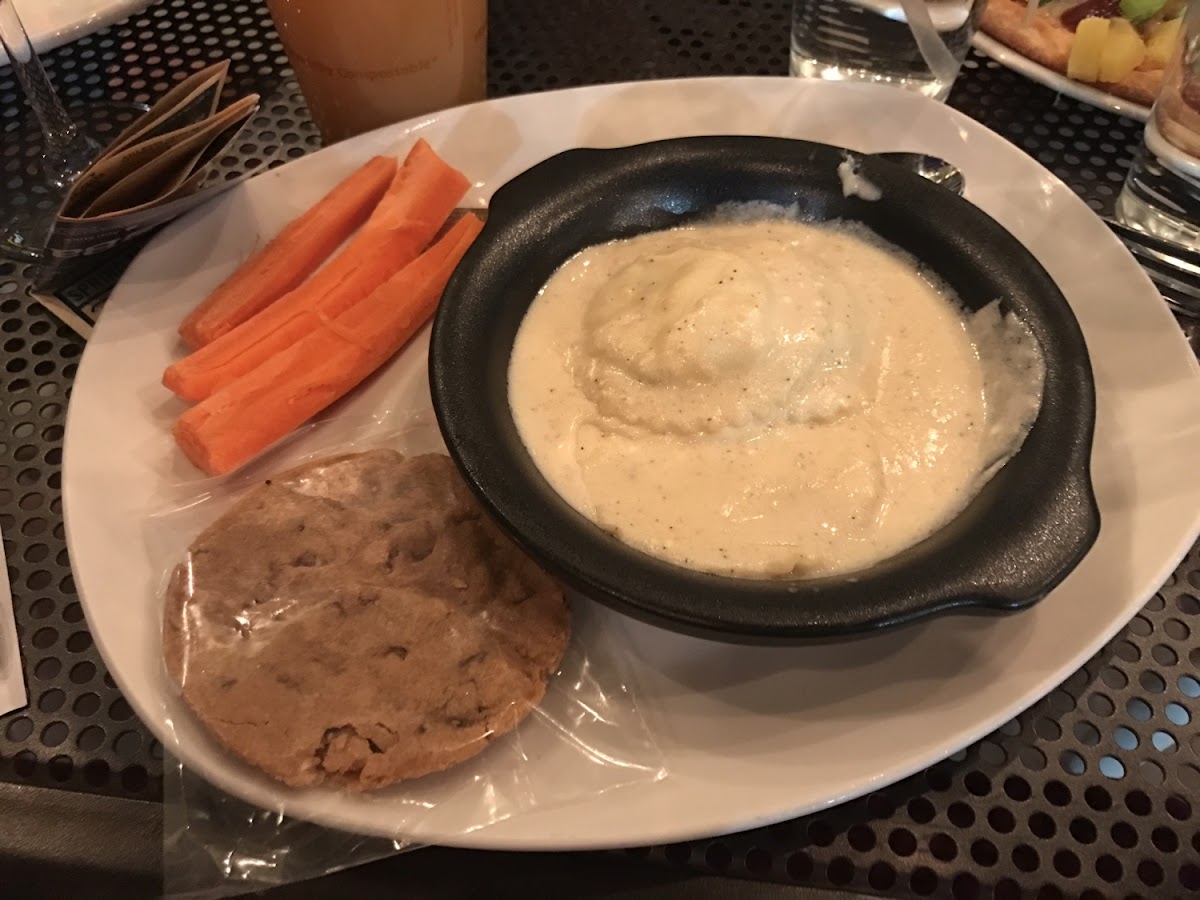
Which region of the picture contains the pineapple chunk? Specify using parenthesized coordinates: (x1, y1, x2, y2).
(1146, 16, 1183, 68)
(1098, 18, 1148, 82)
(1068, 18, 1110, 82)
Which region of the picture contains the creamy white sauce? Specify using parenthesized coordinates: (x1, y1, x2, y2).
(508, 216, 1044, 579)
(837, 157, 882, 201)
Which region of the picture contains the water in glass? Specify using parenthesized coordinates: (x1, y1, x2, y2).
(790, 0, 983, 101)
(1116, 1, 1200, 252)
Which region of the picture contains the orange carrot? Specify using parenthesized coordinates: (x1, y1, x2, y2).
(164, 139, 469, 402)
(173, 214, 483, 477)
(177, 155, 397, 349)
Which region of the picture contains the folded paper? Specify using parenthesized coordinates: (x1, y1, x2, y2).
(0, 526, 28, 718)
(45, 61, 262, 262)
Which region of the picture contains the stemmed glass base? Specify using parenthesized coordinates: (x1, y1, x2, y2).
(0, 0, 103, 260)
(1, 128, 100, 260)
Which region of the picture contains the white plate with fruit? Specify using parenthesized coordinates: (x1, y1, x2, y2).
(976, 0, 1186, 121)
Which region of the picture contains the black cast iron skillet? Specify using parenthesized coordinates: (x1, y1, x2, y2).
(429, 136, 1099, 643)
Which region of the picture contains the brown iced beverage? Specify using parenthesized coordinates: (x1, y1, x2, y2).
(267, 0, 488, 144)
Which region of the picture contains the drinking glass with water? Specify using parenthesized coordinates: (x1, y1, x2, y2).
(790, 0, 985, 101)
(1116, 0, 1200, 283)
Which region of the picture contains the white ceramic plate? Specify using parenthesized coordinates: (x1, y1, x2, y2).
(1, 0, 152, 66)
(64, 78, 1200, 849)
(972, 33, 1152, 122)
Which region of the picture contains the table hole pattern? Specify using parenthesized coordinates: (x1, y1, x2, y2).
(0, 257, 162, 798)
(0, 0, 1198, 896)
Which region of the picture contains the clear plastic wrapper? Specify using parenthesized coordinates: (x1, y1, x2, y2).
(163, 761, 411, 899)
(148, 414, 666, 898)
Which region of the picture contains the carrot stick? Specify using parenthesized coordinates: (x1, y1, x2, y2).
(177, 155, 397, 350)
(173, 214, 483, 477)
(164, 139, 469, 402)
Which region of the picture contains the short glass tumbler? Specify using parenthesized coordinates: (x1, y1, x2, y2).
(790, 0, 984, 101)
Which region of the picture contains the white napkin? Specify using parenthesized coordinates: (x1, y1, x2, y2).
(0, 527, 28, 716)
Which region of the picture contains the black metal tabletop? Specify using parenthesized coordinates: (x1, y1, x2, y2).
(1, 2, 1198, 898)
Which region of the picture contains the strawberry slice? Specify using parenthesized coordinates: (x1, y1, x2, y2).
(1061, 0, 1122, 31)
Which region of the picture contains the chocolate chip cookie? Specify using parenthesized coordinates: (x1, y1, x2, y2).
(162, 450, 570, 791)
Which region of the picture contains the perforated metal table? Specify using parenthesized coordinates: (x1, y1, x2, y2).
(2, 2, 1198, 898)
